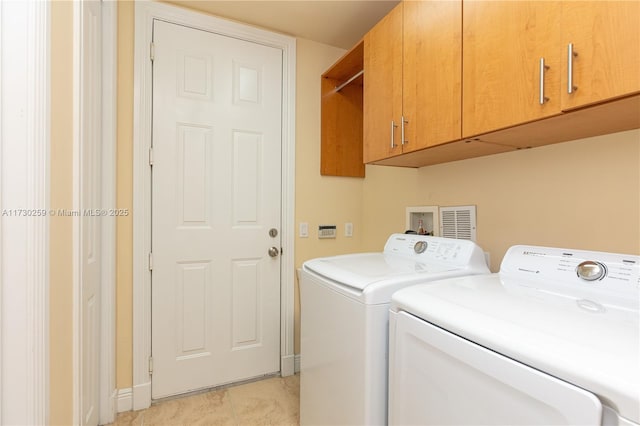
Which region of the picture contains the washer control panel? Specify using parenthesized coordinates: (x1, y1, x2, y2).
(383, 234, 488, 272)
(575, 260, 607, 281)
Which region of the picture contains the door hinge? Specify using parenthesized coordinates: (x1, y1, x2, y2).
(148, 252, 153, 271)
(148, 356, 154, 376)
(150, 42, 155, 62)
(149, 147, 154, 166)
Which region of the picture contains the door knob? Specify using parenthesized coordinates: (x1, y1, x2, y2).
(268, 247, 280, 258)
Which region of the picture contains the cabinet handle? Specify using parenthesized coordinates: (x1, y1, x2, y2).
(390, 120, 398, 148)
(567, 43, 578, 94)
(401, 116, 408, 145)
(539, 58, 550, 105)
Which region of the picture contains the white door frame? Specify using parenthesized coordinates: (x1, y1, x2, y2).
(99, 1, 118, 424)
(72, 0, 118, 424)
(0, 1, 50, 424)
(132, 1, 296, 410)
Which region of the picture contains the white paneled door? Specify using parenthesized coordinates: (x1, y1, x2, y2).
(151, 20, 283, 399)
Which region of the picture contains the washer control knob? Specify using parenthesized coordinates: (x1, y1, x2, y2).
(576, 260, 606, 281)
(414, 241, 428, 254)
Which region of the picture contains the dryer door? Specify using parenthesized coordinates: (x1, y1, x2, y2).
(388, 311, 603, 425)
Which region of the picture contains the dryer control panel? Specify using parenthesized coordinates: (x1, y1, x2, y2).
(501, 245, 640, 309)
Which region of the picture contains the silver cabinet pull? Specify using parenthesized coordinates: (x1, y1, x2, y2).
(567, 43, 578, 94)
(390, 120, 398, 148)
(539, 58, 550, 105)
(401, 116, 408, 145)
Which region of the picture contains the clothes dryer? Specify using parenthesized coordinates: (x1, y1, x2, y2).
(389, 245, 640, 425)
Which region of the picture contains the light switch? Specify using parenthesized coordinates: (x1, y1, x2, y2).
(299, 222, 309, 238)
(345, 222, 353, 237)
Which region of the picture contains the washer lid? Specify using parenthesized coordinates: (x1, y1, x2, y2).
(391, 274, 640, 423)
(303, 252, 455, 291)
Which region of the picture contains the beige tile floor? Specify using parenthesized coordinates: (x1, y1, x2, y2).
(108, 374, 299, 426)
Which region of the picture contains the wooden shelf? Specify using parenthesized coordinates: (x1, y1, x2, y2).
(320, 40, 365, 178)
(323, 41, 363, 82)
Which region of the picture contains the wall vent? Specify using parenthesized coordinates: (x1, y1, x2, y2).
(440, 205, 477, 241)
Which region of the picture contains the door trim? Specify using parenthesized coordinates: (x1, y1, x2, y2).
(132, 1, 296, 410)
(72, 0, 118, 423)
(0, 1, 50, 424)
(99, 1, 118, 424)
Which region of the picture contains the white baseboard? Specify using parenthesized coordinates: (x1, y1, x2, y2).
(119, 356, 301, 414)
(99, 389, 117, 424)
(117, 388, 133, 413)
(281, 354, 295, 377)
(294, 354, 301, 373)
(133, 380, 152, 411)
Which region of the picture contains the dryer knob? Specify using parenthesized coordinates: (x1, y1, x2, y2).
(576, 260, 606, 281)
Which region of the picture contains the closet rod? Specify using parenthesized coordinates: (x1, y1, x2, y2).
(334, 69, 364, 92)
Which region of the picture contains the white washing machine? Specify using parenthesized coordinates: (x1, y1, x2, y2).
(299, 233, 490, 425)
(389, 245, 640, 426)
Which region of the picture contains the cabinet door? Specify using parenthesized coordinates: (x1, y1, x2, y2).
(403, 0, 462, 152)
(463, 1, 562, 138)
(561, 1, 640, 110)
(364, 3, 403, 163)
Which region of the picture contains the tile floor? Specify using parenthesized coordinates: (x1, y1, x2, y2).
(108, 374, 299, 426)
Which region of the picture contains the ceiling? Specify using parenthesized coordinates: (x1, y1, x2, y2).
(162, 1, 400, 49)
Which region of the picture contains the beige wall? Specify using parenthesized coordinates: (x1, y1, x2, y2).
(362, 130, 640, 271)
(116, 0, 135, 390)
(293, 38, 366, 353)
(50, 1, 74, 424)
(361, 165, 420, 251)
(413, 130, 640, 270)
(294, 39, 363, 267)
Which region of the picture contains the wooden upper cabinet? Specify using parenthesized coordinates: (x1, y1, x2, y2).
(363, 3, 403, 163)
(364, 0, 462, 163)
(403, 0, 462, 153)
(359, 1, 639, 168)
(560, 1, 640, 110)
(462, 1, 562, 138)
